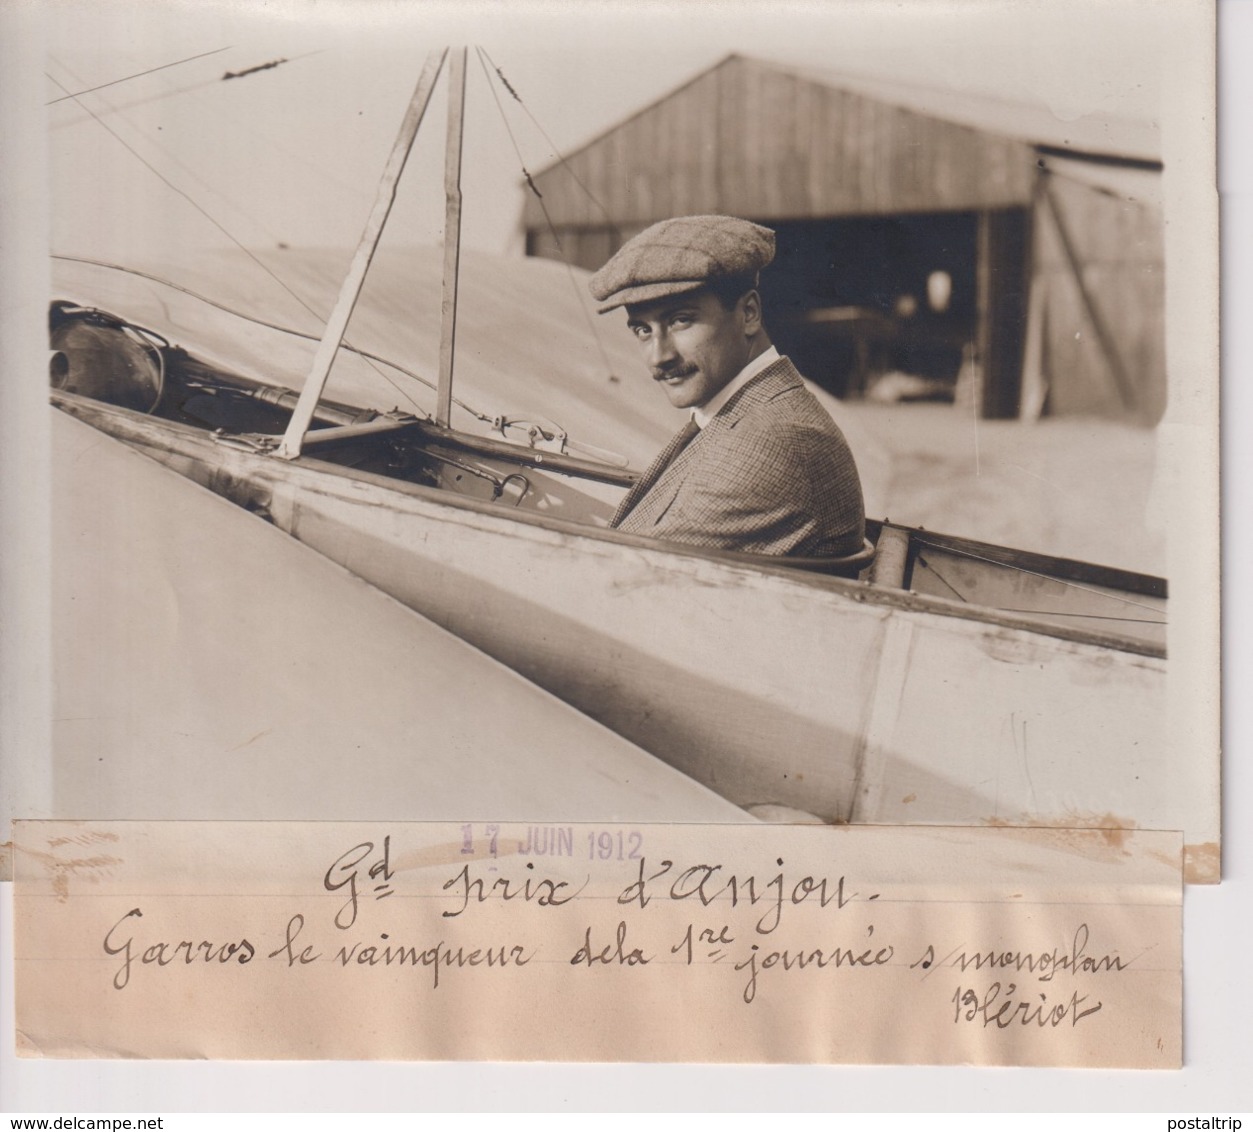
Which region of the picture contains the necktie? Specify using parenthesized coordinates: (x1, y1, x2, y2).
(610, 418, 700, 528)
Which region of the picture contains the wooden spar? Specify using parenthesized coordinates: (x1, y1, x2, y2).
(435, 48, 467, 428)
(274, 48, 447, 461)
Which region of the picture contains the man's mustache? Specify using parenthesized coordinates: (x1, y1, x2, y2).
(653, 363, 698, 381)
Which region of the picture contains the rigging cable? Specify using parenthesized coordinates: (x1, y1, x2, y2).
(990, 610, 1166, 625)
(49, 255, 501, 426)
(45, 62, 427, 417)
(49, 49, 330, 131)
(45, 46, 233, 105)
(46, 67, 313, 314)
(912, 537, 1167, 619)
(477, 48, 620, 237)
(912, 555, 969, 603)
(474, 46, 619, 385)
(49, 52, 620, 455)
(53, 61, 295, 250)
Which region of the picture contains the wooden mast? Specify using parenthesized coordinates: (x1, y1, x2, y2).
(435, 48, 467, 428)
(275, 48, 447, 461)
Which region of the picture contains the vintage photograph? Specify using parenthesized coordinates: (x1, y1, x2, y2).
(1, 0, 1244, 1116)
(11, 0, 1218, 884)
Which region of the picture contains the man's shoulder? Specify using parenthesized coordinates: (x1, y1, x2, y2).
(731, 356, 805, 405)
(718, 358, 825, 419)
(715, 362, 845, 442)
(699, 408, 855, 495)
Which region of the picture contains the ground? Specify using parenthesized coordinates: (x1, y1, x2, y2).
(839, 401, 1166, 576)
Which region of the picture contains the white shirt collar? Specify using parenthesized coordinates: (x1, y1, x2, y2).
(692, 346, 780, 428)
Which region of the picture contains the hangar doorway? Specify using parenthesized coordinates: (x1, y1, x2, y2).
(759, 210, 1030, 417)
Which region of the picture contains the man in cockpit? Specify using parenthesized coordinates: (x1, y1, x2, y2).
(589, 214, 865, 559)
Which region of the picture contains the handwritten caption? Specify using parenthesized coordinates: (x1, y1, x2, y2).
(100, 824, 1124, 1028)
(14, 820, 1180, 1064)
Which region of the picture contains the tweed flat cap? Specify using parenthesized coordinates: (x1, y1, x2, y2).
(589, 215, 775, 313)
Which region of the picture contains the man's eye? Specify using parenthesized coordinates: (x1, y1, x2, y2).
(669, 314, 693, 329)
(630, 325, 649, 339)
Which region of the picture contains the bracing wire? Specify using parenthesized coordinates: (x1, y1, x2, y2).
(477, 47, 620, 237)
(45, 60, 428, 416)
(991, 610, 1167, 625)
(49, 50, 329, 131)
(913, 538, 1167, 618)
(53, 63, 296, 252)
(53, 255, 432, 385)
(46, 47, 233, 105)
(51, 255, 503, 425)
(50, 48, 635, 443)
(912, 556, 969, 603)
(46, 68, 320, 320)
(473, 46, 620, 383)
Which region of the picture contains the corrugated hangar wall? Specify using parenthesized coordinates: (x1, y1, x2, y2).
(523, 54, 1166, 424)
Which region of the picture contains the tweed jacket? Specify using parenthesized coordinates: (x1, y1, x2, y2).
(611, 357, 865, 557)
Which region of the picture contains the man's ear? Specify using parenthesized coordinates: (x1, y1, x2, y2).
(740, 289, 763, 336)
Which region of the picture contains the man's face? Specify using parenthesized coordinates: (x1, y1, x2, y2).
(625, 289, 754, 410)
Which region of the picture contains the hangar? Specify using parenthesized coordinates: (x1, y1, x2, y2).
(522, 54, 1165, 422)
